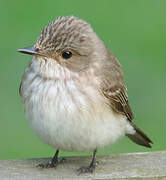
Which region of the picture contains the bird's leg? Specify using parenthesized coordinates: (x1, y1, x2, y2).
(37, 149, 64, 168)
(77, 149, 98, 174)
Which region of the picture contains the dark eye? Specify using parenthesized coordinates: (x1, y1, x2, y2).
(62, 51, 72, 59)
(35, 48, 39, 52)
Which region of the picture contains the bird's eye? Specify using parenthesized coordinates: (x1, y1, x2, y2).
(62, 51, 72, 60)
(35, 48, 39, 52)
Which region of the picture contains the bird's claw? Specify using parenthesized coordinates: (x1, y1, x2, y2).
(37, 157, 66, 169)
(77, 161, 98, 174)
(37, 161, 57, 168)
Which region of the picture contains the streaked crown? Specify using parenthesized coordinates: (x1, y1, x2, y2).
(35, 16, 95, 56)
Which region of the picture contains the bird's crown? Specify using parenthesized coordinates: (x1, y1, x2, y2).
(35, 16, 94, 56)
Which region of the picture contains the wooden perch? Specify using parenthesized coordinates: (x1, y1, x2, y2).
(0, 151, 166, 179)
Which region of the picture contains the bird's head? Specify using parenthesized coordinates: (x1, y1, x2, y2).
(18, 16, 107, 75)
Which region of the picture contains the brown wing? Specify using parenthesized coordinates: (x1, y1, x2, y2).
(103, 85, 134, 121)
(100, 50, 153, 147)
(101, 50, 134, 121)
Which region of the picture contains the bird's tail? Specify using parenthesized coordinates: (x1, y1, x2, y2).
(126, 122, 153, 148)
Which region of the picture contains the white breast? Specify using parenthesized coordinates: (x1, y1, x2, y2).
(21, 58, 134, 151)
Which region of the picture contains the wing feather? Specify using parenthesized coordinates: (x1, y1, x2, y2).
(101, 50, 134, 121)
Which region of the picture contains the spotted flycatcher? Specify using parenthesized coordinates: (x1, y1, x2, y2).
(18, 16, 152, 173)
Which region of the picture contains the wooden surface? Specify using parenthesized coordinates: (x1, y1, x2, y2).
(0, 151, 166, 180)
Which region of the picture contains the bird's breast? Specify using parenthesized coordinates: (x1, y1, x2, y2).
(21, 64, 130, 151)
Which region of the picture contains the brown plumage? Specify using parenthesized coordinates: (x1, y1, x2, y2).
(101, 50, 153, 148)
(18, 16, 153, 174)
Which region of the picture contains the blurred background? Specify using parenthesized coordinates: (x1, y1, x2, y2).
(0, 0, 165, 160)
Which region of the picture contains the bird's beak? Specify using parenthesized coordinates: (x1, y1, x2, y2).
(17, 47, 44, 56)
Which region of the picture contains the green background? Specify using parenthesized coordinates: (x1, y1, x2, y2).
(0, 0, 165, 160)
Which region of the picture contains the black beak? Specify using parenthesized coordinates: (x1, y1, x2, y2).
(17, 47, 44, 56)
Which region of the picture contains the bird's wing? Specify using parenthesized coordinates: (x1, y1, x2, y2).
(101, 51, 134, 121)
(100, 51, 153, 147)
(103, 84, 134, 121)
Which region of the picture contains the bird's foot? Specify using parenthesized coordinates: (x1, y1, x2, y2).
(37, 161, 57, 168)
(37, 157, 66, 169)
(77, 161, 98, 174)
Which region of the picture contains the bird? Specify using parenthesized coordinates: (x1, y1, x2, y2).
(18, 16, 153, 174)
